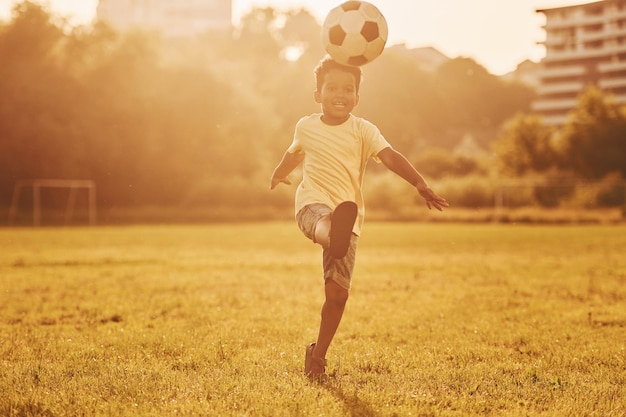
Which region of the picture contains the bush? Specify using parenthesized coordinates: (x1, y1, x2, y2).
(564, 172, 625, 208)
(364, 172, 413, 211)
(596, 172, 625, 207)
(436, 175, 495, 208)
(534, 184, 575, 208)
(412, 148, 488, 179)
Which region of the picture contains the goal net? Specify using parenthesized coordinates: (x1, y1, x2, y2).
(7, 179, 96, 226)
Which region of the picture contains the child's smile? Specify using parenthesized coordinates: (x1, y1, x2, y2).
(315, 69, 359, 125)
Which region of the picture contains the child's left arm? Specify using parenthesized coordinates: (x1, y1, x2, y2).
(377, 147, 449, 211)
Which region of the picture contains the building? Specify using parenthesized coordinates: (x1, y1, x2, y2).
(533, 0, 626, 125)
(97, 0, 232, 37)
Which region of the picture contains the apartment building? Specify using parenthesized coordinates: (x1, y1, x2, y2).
(97, 0, 232, 37)
(533, 0, 626, 125)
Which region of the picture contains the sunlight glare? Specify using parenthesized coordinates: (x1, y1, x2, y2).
(281, 44, 304, 62)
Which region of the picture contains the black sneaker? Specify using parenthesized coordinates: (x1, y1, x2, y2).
(329, 201, 357, 259)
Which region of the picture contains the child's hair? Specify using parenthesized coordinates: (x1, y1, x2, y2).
(314, 56, 363, 93)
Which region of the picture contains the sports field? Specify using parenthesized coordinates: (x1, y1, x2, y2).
(1, 223, 625, 416)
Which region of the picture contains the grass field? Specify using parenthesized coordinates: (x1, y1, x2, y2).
(1, 223, 625, 417)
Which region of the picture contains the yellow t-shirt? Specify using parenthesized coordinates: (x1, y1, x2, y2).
(288, 114, 391, 236)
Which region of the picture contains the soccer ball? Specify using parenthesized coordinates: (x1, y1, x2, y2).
(321, 1, 388, 66)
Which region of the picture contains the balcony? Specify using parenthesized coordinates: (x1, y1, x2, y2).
(542, 35, 576, 47)
(605, 8, 626, 20)
(538, 114, 569, 126)
(537, 81, 586, 95)
(614, 93, 626, 103)
(543, 43, 626, 62)
(531, 98, 579, 112)
(598, 77, 626, 88)
(544, 13, 607, 30)
(540, 26, 626, 46)
(604, 28, 626, 39)
(537, 65, 587, 78)
(598, 59, 626, 71)
(579, 29, 611, 42)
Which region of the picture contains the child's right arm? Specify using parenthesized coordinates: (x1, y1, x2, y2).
(270, 150, 304, 189)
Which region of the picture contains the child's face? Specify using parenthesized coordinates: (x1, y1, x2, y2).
(315, 69, 359, 125)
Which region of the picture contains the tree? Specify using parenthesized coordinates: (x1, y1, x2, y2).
(357, 48, 444, 153)
(0, 2, 545, 219)
(493, 113, 557, 176)
(0, 1, 85, 191)
(558, 86, 626, 179)
(0, 3, 282, 211)
(436, 58, 535, 132)
(279, 8, 324, 59)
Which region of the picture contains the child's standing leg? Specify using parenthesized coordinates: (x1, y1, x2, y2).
(298, 202, 358, 380)
(307, 231, 357, 379)
(309, 279, 349, 375)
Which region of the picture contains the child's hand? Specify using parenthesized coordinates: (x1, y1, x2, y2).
(417, 186, 449, 211)
(270, 176, 292, 190)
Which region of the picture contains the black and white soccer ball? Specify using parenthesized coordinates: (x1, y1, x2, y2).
(321, 1, 388, 66)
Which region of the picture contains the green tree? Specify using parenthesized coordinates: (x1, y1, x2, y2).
(0, 2, 544, 218)
(357, 48, 444, 154)
(410, 147, 487, 179)
(493, 113, 557, 176)
(0, 1, 86, 190)
(357, 54, 535, 155)
(435, 58, 535, 147)
(558, 86, 626, 179)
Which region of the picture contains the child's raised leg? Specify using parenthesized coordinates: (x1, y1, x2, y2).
(314, 215, 331, 248)
(315, 201, 357, 259)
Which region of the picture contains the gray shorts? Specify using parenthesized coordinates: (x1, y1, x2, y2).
(296, 203, 358, 290)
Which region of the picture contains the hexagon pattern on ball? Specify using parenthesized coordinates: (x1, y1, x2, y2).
(322, 1, 388, 66)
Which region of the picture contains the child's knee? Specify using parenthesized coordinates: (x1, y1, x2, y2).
(325, 279, 349, 305)
(314, 214, 331, 247)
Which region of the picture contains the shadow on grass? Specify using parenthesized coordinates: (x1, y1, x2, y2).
(322, 382, 380, 417)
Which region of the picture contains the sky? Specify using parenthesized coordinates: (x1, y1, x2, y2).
(0, 0, 593, 75)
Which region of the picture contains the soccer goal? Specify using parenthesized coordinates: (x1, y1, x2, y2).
(7, 179, 96, 226)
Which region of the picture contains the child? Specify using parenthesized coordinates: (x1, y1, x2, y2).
(270, 57, 448, 380)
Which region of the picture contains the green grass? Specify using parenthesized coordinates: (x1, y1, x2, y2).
(1, 223, 625, 416)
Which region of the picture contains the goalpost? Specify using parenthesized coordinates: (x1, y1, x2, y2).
(7, 179, 97, 226)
